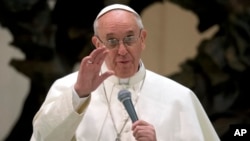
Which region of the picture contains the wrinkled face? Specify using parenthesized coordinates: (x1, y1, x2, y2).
(92, 10, 147, 78)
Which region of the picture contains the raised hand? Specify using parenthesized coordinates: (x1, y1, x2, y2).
(74, 47, 114, 97)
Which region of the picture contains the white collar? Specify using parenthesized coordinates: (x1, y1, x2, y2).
(101, 60, 146, 86)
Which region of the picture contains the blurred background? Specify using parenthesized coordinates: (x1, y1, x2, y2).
(0, 0, 249, 141)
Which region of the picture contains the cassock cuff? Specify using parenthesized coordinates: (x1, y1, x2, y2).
(72, 86, 90, 112)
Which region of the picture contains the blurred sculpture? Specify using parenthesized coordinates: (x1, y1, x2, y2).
(169, 0, 250, 140)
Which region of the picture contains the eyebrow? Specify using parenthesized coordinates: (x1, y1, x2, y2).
(105, 30, 136, 38)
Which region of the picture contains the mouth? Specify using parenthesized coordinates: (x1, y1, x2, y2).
(117, 60, 130, 64)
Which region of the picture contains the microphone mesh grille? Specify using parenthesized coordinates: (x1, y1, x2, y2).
(118, 89, 131, 102)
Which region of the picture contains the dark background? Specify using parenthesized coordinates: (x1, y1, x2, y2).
(0, 0, 249, 140)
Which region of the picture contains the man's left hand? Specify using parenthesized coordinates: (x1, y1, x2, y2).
(132, 120, 157, 141)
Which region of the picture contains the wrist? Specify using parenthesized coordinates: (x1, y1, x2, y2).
(74, 84, 90, 97)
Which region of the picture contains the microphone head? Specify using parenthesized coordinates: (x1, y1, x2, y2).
(118, 89, 131, 102)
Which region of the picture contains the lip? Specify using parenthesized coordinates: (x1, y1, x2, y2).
(117, 60, 130, 64)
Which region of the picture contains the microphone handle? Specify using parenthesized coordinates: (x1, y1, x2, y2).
(123, 100, 138, 123)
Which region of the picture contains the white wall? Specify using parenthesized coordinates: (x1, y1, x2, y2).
(0, 1, 217, 140)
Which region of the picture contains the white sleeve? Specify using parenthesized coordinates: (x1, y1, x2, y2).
(31, 76, 90, 141)
(72, 86, 89, 111)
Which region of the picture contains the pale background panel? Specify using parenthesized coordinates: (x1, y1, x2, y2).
(0, 26, 30, 140)
(141, 2, 218, 76)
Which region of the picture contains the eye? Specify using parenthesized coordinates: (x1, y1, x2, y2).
(124, 36, 136, 45)
(107, 38, 119, 48)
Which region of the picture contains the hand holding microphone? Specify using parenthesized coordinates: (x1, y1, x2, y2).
(118, 89, 157, 140)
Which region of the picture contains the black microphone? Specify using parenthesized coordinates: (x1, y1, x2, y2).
(118, 89, 138, 123)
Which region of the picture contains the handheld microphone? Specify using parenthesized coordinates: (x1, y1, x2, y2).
(118, 89, 138, 123)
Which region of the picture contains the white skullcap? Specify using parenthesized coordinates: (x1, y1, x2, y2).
(96, 4, 139, 19)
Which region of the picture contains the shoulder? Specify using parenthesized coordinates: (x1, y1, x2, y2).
(143, 70, 199, 106)
(52, 71, 79, 87)
(145, 70, 193, 94)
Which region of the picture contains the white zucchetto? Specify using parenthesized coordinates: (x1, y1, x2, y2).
(96, 4, 139, 19)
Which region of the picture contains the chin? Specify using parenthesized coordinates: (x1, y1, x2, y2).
(114, 64, 137, 78)
(116, 71, 134, 78)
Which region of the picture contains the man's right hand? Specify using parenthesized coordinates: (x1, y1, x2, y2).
(74, 47, 114, 97)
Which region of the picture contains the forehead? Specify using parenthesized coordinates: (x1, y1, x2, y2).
(97, 10, 139, 35)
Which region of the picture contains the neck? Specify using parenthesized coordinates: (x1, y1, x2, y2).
(101, 60, 146, 86)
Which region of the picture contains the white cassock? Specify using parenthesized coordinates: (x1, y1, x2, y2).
(30, 61, 220, 141)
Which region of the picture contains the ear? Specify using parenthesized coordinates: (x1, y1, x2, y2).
(140, 29, 147, 50)
(92, 36, 100, 49)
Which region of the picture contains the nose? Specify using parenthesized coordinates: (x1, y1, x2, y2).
(117, 42, 128, 55)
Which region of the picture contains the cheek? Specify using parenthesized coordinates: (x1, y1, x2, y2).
(104, 53, 116, 68)
(133, 49, 142, 61)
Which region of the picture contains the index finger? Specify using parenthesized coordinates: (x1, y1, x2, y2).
(89, 47, 108, 64)
(132, 120, 148, 129)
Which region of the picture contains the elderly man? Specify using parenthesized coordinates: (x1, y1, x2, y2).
(31, 4, 220, 141)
